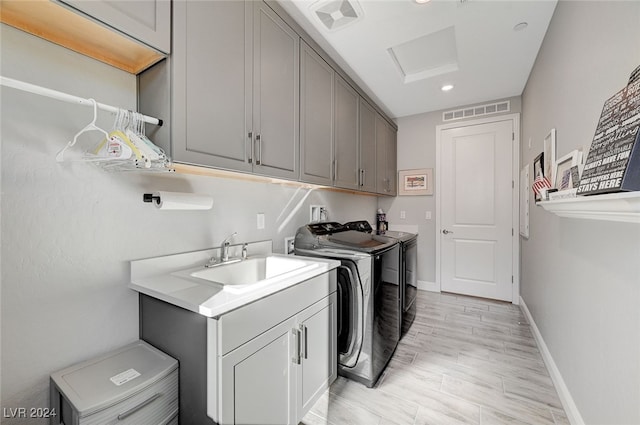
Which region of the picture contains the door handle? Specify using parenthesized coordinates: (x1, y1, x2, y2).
(255, 134, 262, 165)
(300, 324, 307, 360)
(442, 229, 454, 235)
(291, 328, 300, 365)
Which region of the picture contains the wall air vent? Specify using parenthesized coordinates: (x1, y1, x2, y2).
(311, 0, 363, 32)
(442, 100, 510, 122)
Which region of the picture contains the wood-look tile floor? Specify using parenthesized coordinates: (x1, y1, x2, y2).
(301, 290, 570, 425)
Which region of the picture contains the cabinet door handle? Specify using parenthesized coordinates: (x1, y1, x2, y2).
(291, 328, 300, 365)
(117, 393, 161, 421)
(332, 159, 337, 181)
(300, 324, 308, 360)
(247, 131, 253, 164)
(255, 134, 262, 165)
(361, 169, 366, 187)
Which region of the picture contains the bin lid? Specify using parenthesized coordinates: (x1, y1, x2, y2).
(50, 340, 177, 417)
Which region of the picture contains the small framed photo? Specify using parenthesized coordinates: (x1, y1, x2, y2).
(554, 150, 582, 190)
(398, 168, 433, 196)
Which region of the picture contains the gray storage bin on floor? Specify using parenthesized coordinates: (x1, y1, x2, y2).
(50, 340, 178, 425)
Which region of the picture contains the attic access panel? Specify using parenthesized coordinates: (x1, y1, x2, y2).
(388, 25, 459, 84)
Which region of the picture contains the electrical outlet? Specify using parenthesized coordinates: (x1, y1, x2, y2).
(257, 213, 265, 229)
(400, 210, 406, 219)
(310, 205, 327, 222)
(284, 237, 295, 255)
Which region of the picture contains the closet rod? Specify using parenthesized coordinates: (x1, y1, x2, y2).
(0, 76, 163, 127)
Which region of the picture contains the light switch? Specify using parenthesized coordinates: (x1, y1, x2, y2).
(257, 213, 265, 229)
(425, 211, 432, 220)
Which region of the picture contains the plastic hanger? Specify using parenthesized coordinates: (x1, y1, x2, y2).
(56, 99, 109, 162)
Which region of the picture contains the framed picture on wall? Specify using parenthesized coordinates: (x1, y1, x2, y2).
(554, 150, 582, 190)
(398, 168, 433, 196)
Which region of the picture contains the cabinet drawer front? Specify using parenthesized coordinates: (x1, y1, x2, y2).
(79, 369, 178, 425)
(218, 272, 336, 355)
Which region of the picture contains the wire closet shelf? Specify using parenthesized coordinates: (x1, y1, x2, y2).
(0, 76, 173, 172)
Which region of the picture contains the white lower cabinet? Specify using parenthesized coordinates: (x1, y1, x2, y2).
(212, 275, 337, 425)
(219, 295, 336, 425)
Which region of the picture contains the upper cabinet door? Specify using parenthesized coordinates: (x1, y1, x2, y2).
(375, 114, 398, 196)
(58, 0, 171, 53)
(359, 99, 377, 193)
(253, 2, 300, 180)
(334, 76, 360, 191)
(387, 126, 398, 196)
(376, 114, 390, 194)
(300, 41, 334, 186)
(172, 0, 252, 172)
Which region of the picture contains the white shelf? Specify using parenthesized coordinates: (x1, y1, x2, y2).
(538, 192, 640, 223)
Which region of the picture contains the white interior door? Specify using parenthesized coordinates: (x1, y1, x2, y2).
(440, 119, 514, 301)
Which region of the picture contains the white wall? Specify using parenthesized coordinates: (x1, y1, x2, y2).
(0, 24, 376, 423)
(379, 96, 521, 287)
(520, 2, 640, 424)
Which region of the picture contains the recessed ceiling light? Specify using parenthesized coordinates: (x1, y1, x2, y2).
(441, 84, 454, 92)
(414, 0, 431, 4)
(513, 22, 528, 31)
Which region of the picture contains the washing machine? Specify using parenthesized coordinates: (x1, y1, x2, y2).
(294, 222, 400, 387)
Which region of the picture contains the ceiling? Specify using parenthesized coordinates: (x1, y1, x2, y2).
(277, 0, 558, 119)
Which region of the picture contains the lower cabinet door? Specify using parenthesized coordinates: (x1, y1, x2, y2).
(298, 293, 338, 417)
(220, 317, 297, 425)
(219, 293, 338, 425)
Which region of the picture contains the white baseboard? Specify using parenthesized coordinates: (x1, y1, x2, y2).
(519, 297, 585, 425)
(417, 280, 439, 292)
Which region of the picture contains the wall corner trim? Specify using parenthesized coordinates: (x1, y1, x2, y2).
(519, 296, 586, 425)
(417, 280, 439, 293)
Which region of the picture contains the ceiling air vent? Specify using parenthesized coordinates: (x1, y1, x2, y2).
(442, 100, 510, 122)
(311, 0, 364, 32)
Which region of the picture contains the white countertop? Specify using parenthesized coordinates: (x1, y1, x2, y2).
(129, 242, 339, 318)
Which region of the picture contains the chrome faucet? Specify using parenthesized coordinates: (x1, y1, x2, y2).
(205, 232, 238, 268)
(220, 232, 237, 262)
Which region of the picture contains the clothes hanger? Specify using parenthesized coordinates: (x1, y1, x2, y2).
(55, 99, 110, 162)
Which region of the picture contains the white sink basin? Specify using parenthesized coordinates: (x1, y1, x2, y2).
(189, 256, 317, 293)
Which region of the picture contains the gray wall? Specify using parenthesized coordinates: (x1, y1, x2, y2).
(520, 2, 640, 424)
(379, 96, 521, 286)
(0, 24, 376, 423)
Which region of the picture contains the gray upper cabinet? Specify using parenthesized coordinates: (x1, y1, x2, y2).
(58, 0, 171, 53)
(358, 99, 377, 193)
(376, 114, 398, 195)
(300, 41, 362, 191)
(139, 0, 397, 193)
(334, 76, 360, 191)
(387, 126, 398, 196)
(171, 1, 299, 180)
(252, 2, 300, 179)
(172, 0, 252, 173)
(300, 41, 334, 186)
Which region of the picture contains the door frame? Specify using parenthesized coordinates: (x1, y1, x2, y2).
(435, 113, 520, 305)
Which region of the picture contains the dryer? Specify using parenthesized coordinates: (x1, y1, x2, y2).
(345, 221, 418, 337)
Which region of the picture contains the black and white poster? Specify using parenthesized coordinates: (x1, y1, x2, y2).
(577, 71, 640, 195)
